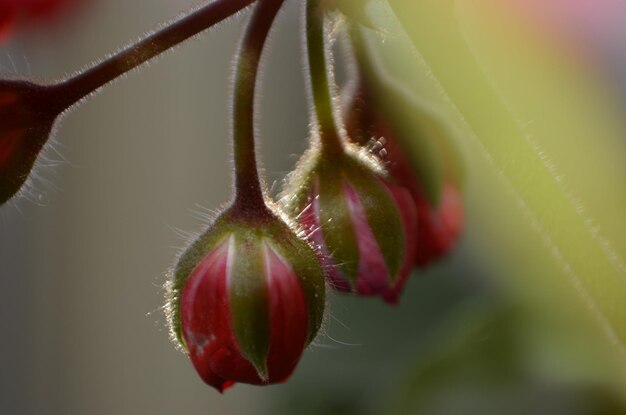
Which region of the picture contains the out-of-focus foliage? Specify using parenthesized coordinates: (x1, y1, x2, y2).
(391, 303, 626, 415)
(359, 0, 626, 405)
(269, 1, 626, 412)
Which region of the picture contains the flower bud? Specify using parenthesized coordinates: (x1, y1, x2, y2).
(0, 80, 64, 205)
(369, 116, 464, 266)
(343, 80, 464, 267)
(282, 147, 417, 304)
(166, 207, 326, 392)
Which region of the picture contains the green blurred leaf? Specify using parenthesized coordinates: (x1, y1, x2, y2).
(368, 0, 626, 394)
(391, 302, 626, 415)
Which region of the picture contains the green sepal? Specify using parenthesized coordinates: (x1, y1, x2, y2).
(343, 153, 405, 281)
(281, 148, 361, 285)
(317, 159, 361, 286)
(280, 147, 322, 218)
(229, 231, 270, 380)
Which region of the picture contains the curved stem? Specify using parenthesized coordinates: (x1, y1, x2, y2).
(306, 0, 343, 156)
(231, 0, 285, 213)
(56, 0, 257, 107)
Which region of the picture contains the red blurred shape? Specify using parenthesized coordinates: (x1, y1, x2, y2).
(22, 0, 73, 19)
(0, 0, 78, 42)
(0, 3, 16, 41)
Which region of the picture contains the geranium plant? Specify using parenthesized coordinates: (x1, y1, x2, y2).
(2, 0, 625, 410)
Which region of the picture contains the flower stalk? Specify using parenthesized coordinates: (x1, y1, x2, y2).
(166, 0, 328, 392)
(306, 0, 343, 156)
(56, 0, 257, 107)
(0, 0, 258, 206)
(231, 0, 284, 215)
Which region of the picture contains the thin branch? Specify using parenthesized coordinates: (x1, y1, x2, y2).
(57, 0, 257, 106)
(232, 0, 285, 213)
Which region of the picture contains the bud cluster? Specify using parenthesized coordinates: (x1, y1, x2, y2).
(281, 145, 417, 304)
(0, 0, 465, 393)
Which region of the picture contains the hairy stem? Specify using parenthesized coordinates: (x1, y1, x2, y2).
(232, 0, 285, 213)
(57, 0, 257, 106)
(306, 0, 344, 156)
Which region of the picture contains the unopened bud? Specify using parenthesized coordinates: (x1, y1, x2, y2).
(283, 147, 417, 304)
(166, 206, 326, 392)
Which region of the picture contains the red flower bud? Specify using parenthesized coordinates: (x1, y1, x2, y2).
(166, 207, 326, 392)
(0, 80, 65, 205)
(343, 80, 465, 267)
(373, 117, 464, 266)
(283, 148, 417, 304)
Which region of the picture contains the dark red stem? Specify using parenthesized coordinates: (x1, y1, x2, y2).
(231, 0, 285, 215)
(56, 0, 257, 107)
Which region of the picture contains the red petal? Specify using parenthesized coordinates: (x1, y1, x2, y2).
(182, 236, 264, 390)
(182, 235, 310, 389)
(181, 237, 236, 391)
(264, 243, 308, 382)
(345, 181, 417, 303)
(415, 184, 464, 266)
(343, 182, 391, 296)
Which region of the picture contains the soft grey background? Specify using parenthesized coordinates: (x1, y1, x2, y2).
(1, 1, 309, 413)
(6, 0, 611, 415)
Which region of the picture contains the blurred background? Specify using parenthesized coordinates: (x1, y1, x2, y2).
(1, 0, 626, 414)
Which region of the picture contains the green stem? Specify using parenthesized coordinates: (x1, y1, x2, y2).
(306, 0, 344, 156)
(232, 0, 285, 212)
(56, 0, 257, 107)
